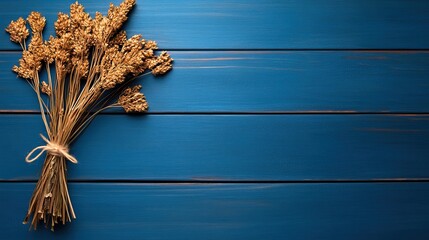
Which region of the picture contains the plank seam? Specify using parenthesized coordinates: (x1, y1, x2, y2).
(0, 111, 428, 115)
(2, 179, 429, 184)
(2, 49, 429, 52)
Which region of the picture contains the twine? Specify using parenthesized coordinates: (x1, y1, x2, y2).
(25, 134, 78, 164)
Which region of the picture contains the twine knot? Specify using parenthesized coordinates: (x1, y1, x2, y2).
(25, 134, 78, 164)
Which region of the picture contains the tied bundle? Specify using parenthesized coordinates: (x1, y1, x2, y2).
(5, 0, 172, 231)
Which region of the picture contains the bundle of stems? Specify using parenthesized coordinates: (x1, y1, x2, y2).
(6, 0, 172, 230)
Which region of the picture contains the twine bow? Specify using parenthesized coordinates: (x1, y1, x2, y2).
(25, 134, 78, 164)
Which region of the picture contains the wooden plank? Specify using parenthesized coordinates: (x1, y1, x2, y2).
(1, 0, 429, 50)
(1, 182, 429, 239)
(1, 51, 429, 112)
(1, 114, 429, 180)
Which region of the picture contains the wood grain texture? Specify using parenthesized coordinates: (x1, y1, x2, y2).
(1, 182, 429, 239)
(1, 51, 429, 112)
(1, 0, 429, 237)
(1, 114, 428, 181)
(1, 0, 429, 50)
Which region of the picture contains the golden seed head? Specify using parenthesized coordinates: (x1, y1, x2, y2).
(5, 17, 29, 43)
(107, 0, 135, 31)
(69, 2, 92, 36)
(144, 40, 158, 50)
(149, 51, 173, 75)
(27, 32, 46, 64)
(28, 33, 42, 53)
(13, 50, 43, 79)
(118, 85, 149, 113)
(40, 81, 52, 95)
(70, 2, 85, 21)
(12, 65, 33, 79)
(55, 13, 71, 37)
(27, 12, 46, 33)
(110, 30, 128, 46)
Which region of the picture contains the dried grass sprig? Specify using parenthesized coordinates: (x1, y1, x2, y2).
(6, 0, 172, 231)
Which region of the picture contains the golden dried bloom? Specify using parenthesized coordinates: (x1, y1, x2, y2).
(42, 39, 55, 64)
(110, 30, 127, 46)
(100, 35, 150, 89)
(100, 46, 124, 89)
(12, 65, 32, 79)
(59, 33, 74, 51)
(27, 12, 46, 33)
(47, 35, 72, 77)
(142, 49, 154, 58)
(48, 34, 72, 67)
(80, 59, 90, 77)
(92, 12, 108, 44)
(101, 45, 119, 72)
(121, 34, 144, 53)
(152, 63, 172, 76)
(69, 2, 93, 42)
(149, 51, 173, 76)
(55, 13, 71, 36)
(57, 49, 71, 66)
(27, 33, 47, 64)
(45, 51, 54, 64)
(100, 65, 128, 89)
(40, 81, 52, 95)
(47, 37, 65, 62)
(90, 0, 135, 44)
(72, 39, 85, 56)
(5, 17, 29, 44)
(118, 85, 148, 113)
(13, 50, 42, 79)
(73, 58, 89, 78)
(70, 2, 86, 23)
(28, 32, 43, 52)
(107, 0, 136, 33)
(144, 40, 158, 50)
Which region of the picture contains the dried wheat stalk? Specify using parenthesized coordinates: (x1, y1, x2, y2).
(5, 0, 172, 231)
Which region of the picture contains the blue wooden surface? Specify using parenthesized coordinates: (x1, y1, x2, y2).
(1, 51, 429, 112)
(1, 0, 429, 50)
(1, 183, 429, 240)
(1, 114, 429, 181)
(1, 0, 429, 239)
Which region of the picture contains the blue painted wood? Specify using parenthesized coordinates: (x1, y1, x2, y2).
(1, 114, 428, 180)
(1, 0, 429, 50)
(2, 0, 429, 237)
(1, 51, 429, 112)
(1, 182, 429, 239)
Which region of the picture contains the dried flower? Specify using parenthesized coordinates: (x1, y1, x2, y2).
(110, 30, 128, 46)
(6, 0, 172, 231)
(100, 35, 149, 89)
(149, 51, 173, 75)
(27, 12, 46, 33)
(107, 0, 135, 33)
(40, 81, 51, 95)
(55, 13, 71, 37)
(118, 85, 149, 112)
(12, 51, 42, 79)
(42, 39, 55, 64)
(144, 40, 158, 50)
(5, 18, 29, 44)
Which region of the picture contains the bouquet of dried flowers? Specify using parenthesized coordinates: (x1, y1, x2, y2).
(6, 0, 172, 230)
